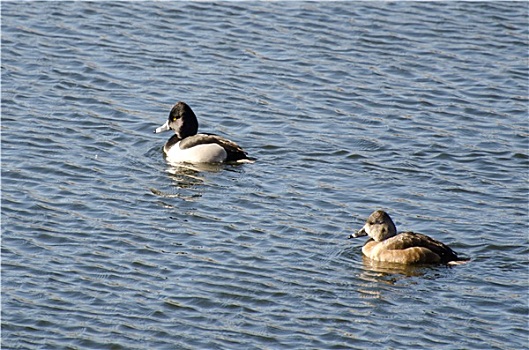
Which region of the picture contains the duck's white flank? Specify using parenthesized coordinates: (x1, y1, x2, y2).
(166, 141, 227, 163)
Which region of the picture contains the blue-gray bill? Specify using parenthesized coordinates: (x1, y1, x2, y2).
(348, 228, 367, 239)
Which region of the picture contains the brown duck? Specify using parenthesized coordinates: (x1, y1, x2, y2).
(350, 210, 468, 265)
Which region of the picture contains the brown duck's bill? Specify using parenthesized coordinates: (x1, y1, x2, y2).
(348, 228, 367, 239)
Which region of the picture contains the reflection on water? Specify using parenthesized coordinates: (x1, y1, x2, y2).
(150, 161, 245, 202)
(166, 162, 226, 175)
(357, 256, 464, 289)
(361, 256, 434, 277)
(149, 164, 209, 203)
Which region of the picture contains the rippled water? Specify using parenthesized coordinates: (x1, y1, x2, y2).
(2, 2, 528, 349)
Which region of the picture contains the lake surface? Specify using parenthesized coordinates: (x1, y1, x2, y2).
(2, 2, 528, 349)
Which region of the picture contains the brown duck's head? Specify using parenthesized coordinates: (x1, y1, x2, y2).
(351, 210, 398, 242)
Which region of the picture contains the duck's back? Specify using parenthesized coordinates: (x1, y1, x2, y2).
(363, 232, 461, 264)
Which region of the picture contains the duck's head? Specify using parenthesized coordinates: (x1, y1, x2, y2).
(154, 101, 199, 139)
(350, 210, 397, 242)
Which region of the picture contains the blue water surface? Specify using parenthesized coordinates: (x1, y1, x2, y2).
(2, 2, 528, 349)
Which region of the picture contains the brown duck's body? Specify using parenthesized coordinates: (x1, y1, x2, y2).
(362, 231, 461, 264)
(351, 210, 468, 265)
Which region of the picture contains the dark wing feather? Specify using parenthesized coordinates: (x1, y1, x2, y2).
(386, 232, 460, 264)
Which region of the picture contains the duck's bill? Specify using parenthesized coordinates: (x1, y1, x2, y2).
(154, 120, 170, 133)
(348, 228, 367, 239)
